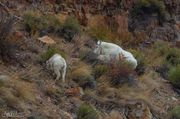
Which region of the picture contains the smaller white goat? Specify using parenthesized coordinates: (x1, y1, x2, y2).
(46, 54, 67, 82)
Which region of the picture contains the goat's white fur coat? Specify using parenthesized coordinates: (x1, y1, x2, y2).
(94, 41, 137, 69)
(46, 54, 67, 82)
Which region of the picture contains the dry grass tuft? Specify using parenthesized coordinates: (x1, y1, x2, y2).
(45, 84, 62, 98)
(104, 111, 123, 119)
(0, 87, 23, 110)
(88, 15, 105, 28)
(69, 61, 95, 89)
(13, 80, 35, 102)
(0, 75, 36, 110)
(87, 15, 117, 42)
(108, 62, 136, 86)
(94, 64, 108, 79)
(123, 31, 148, 47)
(97, 86, 117, 99)
(70, 61, 92, 80)
(51, 34, 93, 63)
(87, 14, 146, 48)
(23, 11, 62, 36)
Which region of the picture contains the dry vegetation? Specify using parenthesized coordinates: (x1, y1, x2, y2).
(0, 0, 179, 119)
(0, 75, 36, 111)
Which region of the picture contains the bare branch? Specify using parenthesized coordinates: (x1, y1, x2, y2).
(0, 2, 11, 15)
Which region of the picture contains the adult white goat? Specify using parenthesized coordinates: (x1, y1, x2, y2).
(94, 41, 137, 69)
(46, 54, 67, 82)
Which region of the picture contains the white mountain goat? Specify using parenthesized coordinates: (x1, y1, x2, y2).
(46, 54, 67, 82)
(94, 41, 137, 69)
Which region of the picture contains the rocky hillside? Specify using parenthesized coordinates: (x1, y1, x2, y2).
(0, 0, 179, 119)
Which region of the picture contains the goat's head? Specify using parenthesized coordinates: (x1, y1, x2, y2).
(46, 60, 51, 69)
(93, 40, 102, 54)
(84, 37, 99, 49)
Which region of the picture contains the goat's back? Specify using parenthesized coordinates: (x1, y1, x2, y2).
(101, 42, 123, 50)
(48, 54, 66, 67)
(100, 42, 123, 55)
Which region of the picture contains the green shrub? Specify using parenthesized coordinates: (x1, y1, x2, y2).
(41, 15, 62, 31)
(88, 25, 110, 41)
(131, 0, 167, 21)
(60, 17, 81, 42)
(71, 62, 96, 89)
(165, 48, 180, 66)
(40, 47, 59, 62)
(170, 106, 180, 119)
(154, 41, 180, 66)
(168, 66, 180, 88)
(94, 64, 108, 78)
(153, 41, 180, 80)
(153, 40, 170, 56)
(23, 11, 61, 35)
(77, 104, 99, 119)
(23, 12, 46, 35)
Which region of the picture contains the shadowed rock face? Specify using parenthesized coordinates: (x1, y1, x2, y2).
(149, 23, 178, 42)
(164, 0, 180, 17)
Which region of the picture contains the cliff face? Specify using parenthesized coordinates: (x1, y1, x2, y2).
(63, 0, 180, 42)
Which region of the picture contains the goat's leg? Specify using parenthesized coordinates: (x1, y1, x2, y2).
(54, 67, 61, 82)
(61, 67, 66, 83)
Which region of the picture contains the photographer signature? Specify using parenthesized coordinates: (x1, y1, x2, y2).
(2, 111, 26, 118)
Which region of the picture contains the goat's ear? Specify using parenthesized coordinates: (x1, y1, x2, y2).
(97, 40, 102, 46)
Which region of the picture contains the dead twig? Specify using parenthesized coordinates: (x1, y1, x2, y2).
(0, 2, 22, 21)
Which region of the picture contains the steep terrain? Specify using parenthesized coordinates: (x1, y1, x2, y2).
(0, 0, 179, 119)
